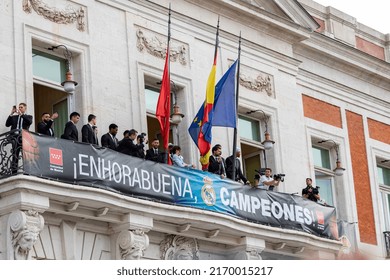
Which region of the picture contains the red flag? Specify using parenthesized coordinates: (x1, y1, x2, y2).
(156, 48, 171, 151)
(156, 7, 171, 164)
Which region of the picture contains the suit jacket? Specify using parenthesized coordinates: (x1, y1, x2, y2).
(117, 138, 144, 157)
(81, 124, 98, 145)
(226, 155, 248, 183)
(208, 155, 226, 175)
(101, 133, 118, 150)
(61, 121, 78, 141)
(37, 120, 54, 136)
(5, 114, 33, 130)
(145, 148, 164, 163)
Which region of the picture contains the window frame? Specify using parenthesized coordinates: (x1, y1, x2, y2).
(378, 164, 390, 231)
(311, 144, 336, 206)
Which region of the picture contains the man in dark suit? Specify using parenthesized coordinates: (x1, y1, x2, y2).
(117, 129, 144, 157)
(101, 123, 119, 150)
(208, 144, 226, 179)
(37, 112, 58, 136)
(5, 103, 33, 174)
(6, 103, 33, 131)
(226, 147, 250, 185)
(81, 114, 98, 145)
(145, 138, 164, 163)
(61, 112, 80, 141)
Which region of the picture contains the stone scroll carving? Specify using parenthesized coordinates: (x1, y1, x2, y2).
(136, 28, 188, 65)
(239, 72, 274, 97)
(9, 210, 44, 260)
(234, 249, 262, 260)
(160, 234, 199, 260)
(22, 0, 85, 32)
(117, 229, 149, 260)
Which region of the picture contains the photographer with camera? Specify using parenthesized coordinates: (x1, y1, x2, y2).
(117, 129, 145, 158)
(135, 133, 147, 159)
(256, 168, 281, 191)
(302, 178, 320, 202)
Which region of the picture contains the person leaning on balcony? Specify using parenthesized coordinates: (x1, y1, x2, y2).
(258, 167, 280, 191)
(226, 147, 250, 185)
(37, 112, 58, 137)
(61, 112, 80, 141)
(81, 114, 99, 145)
(101, 123, 119, 150)
(171, 145, 195, 168)
(208, 144, 226, 179)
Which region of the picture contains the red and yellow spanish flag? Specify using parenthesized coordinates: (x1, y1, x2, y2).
(188, 20, 219, 170)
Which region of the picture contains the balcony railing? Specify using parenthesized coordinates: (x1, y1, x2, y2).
(0, 129, 23, 178)
(384, 231, 390, 258)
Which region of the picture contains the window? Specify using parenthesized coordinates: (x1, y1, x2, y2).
(144, 85, 173, 145)
(238, 115, 266, 181)
(238, 116, 260, 142)
(312, 146, 331, 169)
(378, 165, 390, 231)
(312, 145, 334, 206)
(32, 48, 69, 134)
(32, 50, 66, 84)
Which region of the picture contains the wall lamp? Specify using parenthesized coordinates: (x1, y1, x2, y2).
(157, 80, 184, 125)
(48, 45, 78, 93)
(246, 109, 275, 150)
(169, 81, 184, 125)
(318, 139, 345, 176)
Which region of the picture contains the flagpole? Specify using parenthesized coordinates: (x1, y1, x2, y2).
(166, 4, 171, 164)
(214, 16, 220, 64)
(232, 32, 241, 181)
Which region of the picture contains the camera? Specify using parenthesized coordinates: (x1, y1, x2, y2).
(138, 132, 147, 143)
(273, 173, 285, 182)
(303, 185, 319, 201)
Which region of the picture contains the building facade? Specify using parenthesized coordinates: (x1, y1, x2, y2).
(0, 0, 389, 259)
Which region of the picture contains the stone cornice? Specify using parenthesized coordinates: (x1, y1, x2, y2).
(296, 33, 390, 86)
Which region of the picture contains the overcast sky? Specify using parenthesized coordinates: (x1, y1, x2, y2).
(313, 0, 389, 34)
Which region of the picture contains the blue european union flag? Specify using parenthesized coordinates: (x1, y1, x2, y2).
(213, 60, 237, 128)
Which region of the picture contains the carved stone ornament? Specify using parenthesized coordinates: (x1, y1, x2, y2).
(160, 234, 200, 260)
(239, 72, 274, 97)
(117, 229, 149, 260)
(136, 28, 188, 65)
(9, 210, 44, 260)
(234, 248, 262, 260)
(22, 0, 85, 32)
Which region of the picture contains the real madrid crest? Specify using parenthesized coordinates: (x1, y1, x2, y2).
(201, 177, 216, 206)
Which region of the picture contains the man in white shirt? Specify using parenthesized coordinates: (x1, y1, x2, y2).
(257, 168, 280, 191)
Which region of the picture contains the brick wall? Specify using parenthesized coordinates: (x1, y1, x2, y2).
(302, 95, 342, 128)
(368, 118, 390, 145)
(346, 111, 377, 245)
(355, 37, 385, 60)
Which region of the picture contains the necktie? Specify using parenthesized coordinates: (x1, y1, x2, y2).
(17, 115, 22, 130)
(155, 149, 158, 155)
